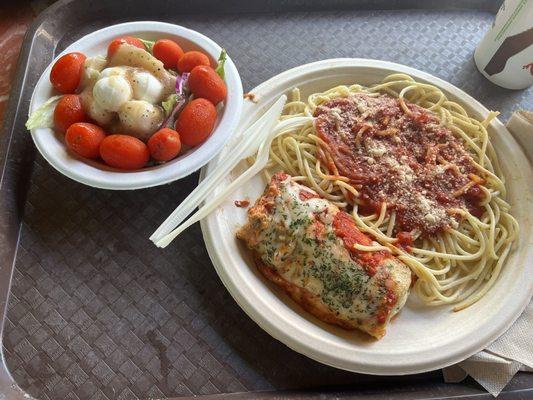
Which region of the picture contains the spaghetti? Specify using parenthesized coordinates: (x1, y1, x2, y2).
(261, 73, 518, 310)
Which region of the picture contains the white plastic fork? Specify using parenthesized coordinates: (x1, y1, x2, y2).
(154, 115, 313, 248)
(150, 95, 288, 244)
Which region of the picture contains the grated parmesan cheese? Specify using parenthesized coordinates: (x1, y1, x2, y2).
(364, 138, 387, 157)
(313, 93, 485, 236)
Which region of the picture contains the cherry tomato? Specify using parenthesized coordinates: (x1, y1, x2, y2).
(188, 65, 227, 105)
(107, 36, 145, 58)
(99, 134, 150, 170)
(152, 39, 184, 69)
(175, 98, 217, 147)
(65, 122, 106, 159)
(54, 95, 86, 132)
(148, 128, 182, 162)
(177, 51, 210, 73)
(50, 52, 86, 94)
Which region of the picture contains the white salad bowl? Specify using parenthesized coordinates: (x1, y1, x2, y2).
(29, 21, 243, 190)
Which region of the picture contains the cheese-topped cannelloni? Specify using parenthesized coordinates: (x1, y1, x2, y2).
(237, 172, 412, 338)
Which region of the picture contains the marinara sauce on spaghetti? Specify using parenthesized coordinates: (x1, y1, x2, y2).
(314, 93, 485, 237)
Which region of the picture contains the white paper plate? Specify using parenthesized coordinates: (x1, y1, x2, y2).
(200, 59, 533, 375)
(29, 21, 243, 190)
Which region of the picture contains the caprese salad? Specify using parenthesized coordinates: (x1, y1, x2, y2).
(27, 36, 228, 170)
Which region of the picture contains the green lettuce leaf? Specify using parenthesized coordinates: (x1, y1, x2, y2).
(139, 38, 155, 54)
(25, 95, 63, 131)
(162, 94, 178, 116)
(215, 49, 227, 80)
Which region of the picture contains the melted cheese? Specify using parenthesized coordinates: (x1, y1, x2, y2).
(241, 175, 411, 336)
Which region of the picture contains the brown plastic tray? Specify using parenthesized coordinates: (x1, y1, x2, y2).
(1, 0, 532, 399)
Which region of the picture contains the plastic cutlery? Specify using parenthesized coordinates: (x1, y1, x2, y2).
(154, 115, 312, 248)
(150, 95, 288, 243)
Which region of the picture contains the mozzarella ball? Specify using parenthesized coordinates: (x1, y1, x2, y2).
(80, 90, 114, 126)
(118, 100, 164, 141)
(80, 68, 100, 89)
(93, 75, 132, 112)
(131, 71, 164, 103)
(88, 101, 115, 126)
(99, 67, 127, 78)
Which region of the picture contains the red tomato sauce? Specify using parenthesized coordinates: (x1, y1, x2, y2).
(234, 200, 250, 208)
(314, 93, 486, 237)
(396, 231, 413, 252)
(332, 211, 389, 276)
(299, 189, 320, 201)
